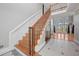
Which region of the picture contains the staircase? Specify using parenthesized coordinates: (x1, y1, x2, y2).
(16, 7, 51, 56)
(16, 33, 30, 55)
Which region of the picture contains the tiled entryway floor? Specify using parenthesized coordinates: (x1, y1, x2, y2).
(1, 49, 23, 56)
(39, 39, 79, 56)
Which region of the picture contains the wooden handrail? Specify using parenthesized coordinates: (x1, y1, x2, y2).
(29, 7, 51, 55)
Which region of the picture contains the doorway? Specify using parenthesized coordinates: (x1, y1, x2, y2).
(53, 23, 68, 40)
(50, 15, 75, 41)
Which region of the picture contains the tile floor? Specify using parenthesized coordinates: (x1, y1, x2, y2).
(1, 49, 23, 56)
(39, 39, 79, 56)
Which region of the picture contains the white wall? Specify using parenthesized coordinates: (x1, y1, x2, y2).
(10, 10, 42, 47)
(73, 13, 79, 42)
(0, 3, 42, 48)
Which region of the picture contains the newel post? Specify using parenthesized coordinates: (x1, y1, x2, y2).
(29, 27, 35, 56)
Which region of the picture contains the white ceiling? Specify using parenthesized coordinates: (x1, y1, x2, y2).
(67, 3, 79, 12)
(51, 3, 79, 20)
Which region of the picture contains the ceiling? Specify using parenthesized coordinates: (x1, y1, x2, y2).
(51, 3, 79, 21)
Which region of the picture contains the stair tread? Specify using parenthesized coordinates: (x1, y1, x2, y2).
(19, 40, 29, 48)
(16, 44, 41, 56)
(16, 44, 30, 56)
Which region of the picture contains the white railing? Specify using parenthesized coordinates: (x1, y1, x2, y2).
(35, 16, 51, 52)
(51, 4, 69, 15)
(9, 9, 42, 47)
(51, 3, 67, 11)
(51, 9, 67, 15)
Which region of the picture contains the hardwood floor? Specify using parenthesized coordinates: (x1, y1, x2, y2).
(51, 33, 75, 41)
